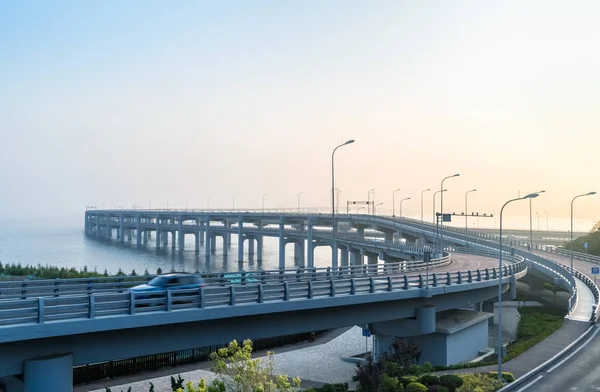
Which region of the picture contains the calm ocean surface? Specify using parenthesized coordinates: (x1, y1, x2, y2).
(0, 219, 336, 275)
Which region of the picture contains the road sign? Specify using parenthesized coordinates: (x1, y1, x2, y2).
(362, 328, 371, 337)
(585, 242, 589, 249)
(591, 267, 599, 275)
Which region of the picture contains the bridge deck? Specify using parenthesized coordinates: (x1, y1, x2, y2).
(569, 276, 595, 322)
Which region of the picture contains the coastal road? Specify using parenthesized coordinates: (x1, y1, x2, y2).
(517, 325, 600, 391)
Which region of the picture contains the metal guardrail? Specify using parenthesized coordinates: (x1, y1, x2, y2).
(0, 259, 526, 327)
(0, 256, 452, 301)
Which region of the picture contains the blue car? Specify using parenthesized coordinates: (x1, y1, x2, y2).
(129, 273, 206, 304)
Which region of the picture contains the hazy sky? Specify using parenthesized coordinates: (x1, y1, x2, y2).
(1, 1, 599, 229)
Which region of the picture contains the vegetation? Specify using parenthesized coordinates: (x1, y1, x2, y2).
(352, 338, 512, 392)
(563, 220, 600, 255)
(0, 260, 163, 280)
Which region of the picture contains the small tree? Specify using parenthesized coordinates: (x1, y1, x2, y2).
(208, 339, 300, 392)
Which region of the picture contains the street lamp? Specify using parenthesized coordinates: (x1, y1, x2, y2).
(399, 198, 410, 218)
(392, 189, 401, 217)
(374, 202, 384, 215)
(421, 189, 430, 222)
(529, 190, 545, 254)
(332, 139, 355, 269)
(232, 194, 237, 211)
(432, 189, 447, 223)
(262, 193, 267, 213)
(297, 192, 303, 213)
(545, 210, 549, 230)
(465, 189, 477, 230)
(440, 174, 460, 250)
(497, 192, 540, 380)
(571, 191, 596, 275)
(368, 189, 375, 215)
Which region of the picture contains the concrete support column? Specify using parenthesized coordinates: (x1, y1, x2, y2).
(127, 229, 132, 241)
(340, 247, 349, 267)
(210, 234, 216, 254)
(178, 218, 185, 251)
(222, 235, 228, 256)
(204, 225, 211, 258)
(143, 230, 148, 244)
(136, 218, 142, 247)
(257, 236, 263, 261)
(278, 222, 286, 269)
(331, 241, 338, 270)
(384, 231, 393, 243)
(171, 231, 176, 249)
(483, 302, 495, 326)
(248, 238, 255, 255)
(24, 353, 73, 392)
(356, 226, 365, 241)
(119, 216, 125, 243)
(350, 249, 362, 266)
(155, 218, 161, 249)
(307, 224, 314, 268)
(199, 223, 204, 245)
(237, 220, 244, 262)
(195, 232, 200, 252)
(294, 240, 305, 268)
(367, 254, 378, 264)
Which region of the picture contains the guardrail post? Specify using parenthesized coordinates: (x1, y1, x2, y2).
(297, 268, 302, 282)
(129, 292, 136, 315)
(21, 282, 27, 300)
(199, 287, 205, 308)
(88, 294, 95, 319)
(54, 280, 60, 297)
(312, 267, 317, 280)
(467, 270, 472, 283)
(492, 269, 497, 279)
(433, 273, 438, 287)
(260, 270, 266, 284)
(283, 282, 289, 301)
(326, 267, 331, 278)
(457, 271, 462, 284)
(446, 272, 451, 285)
(308, 281, 313, 299)
(476, 270, 482, 282)
(418, 274, 423, 288)
(241, 271, 247, 285)
(166, 290, 172, 312)
(329, 279, 335, 296)
(369, 277, 375, 293)
(403, 275, 409, 290)
(37, 298, 45, 324)
(387, 276, 393, 291)
(279, 270, 284, 283)
(220, 273, 226, 285)
(229, 285, 236, 306)
(485, 269, 490, 280)
(257, 284, 264, 303)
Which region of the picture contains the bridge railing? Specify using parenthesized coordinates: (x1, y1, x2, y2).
(0, 254, 454, 301)
(0, 258, 527, 327)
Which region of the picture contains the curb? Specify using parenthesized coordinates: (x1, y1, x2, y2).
(497, 322, 596, 391)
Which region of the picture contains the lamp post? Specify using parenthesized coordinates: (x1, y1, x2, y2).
(392, 189, 401, 217)
(545, 210, 548, 230)
(368, 189, 375, 215)
(433, 189, 447, 223)
(332, 139, 355, 269)
(497, 192, 540, 380)
(529, 190, 545, 253)
(374, 202, 383, 215)
(399, 197, 410, 218)
(232, 194, 237, 212)
(297, 192, 303, 213)
(440, 174, 460, 250)
(465, 189, 477, 230)
(421, 189, 430, 222)
(571, 192, 596, 275)
(262, 193, 267, 213)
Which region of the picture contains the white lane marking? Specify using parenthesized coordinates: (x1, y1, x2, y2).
(547, 326, 600, 373)
(515, 375, 544, 392)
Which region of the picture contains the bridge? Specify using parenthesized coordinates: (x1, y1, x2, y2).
(0, 210, 598, 392)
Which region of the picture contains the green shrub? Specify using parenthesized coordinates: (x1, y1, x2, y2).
(400, 376, 419, 387)
(307, 384, 350, 392)
(456, 373, 503, 392)
(487, 372, 515, 383)
(405, 382, 427, 392)
(418, 375, 440, 386)
(382, 375, 404, 392)
(426, 386, 449, 392)
(439, 374, 463, 392)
